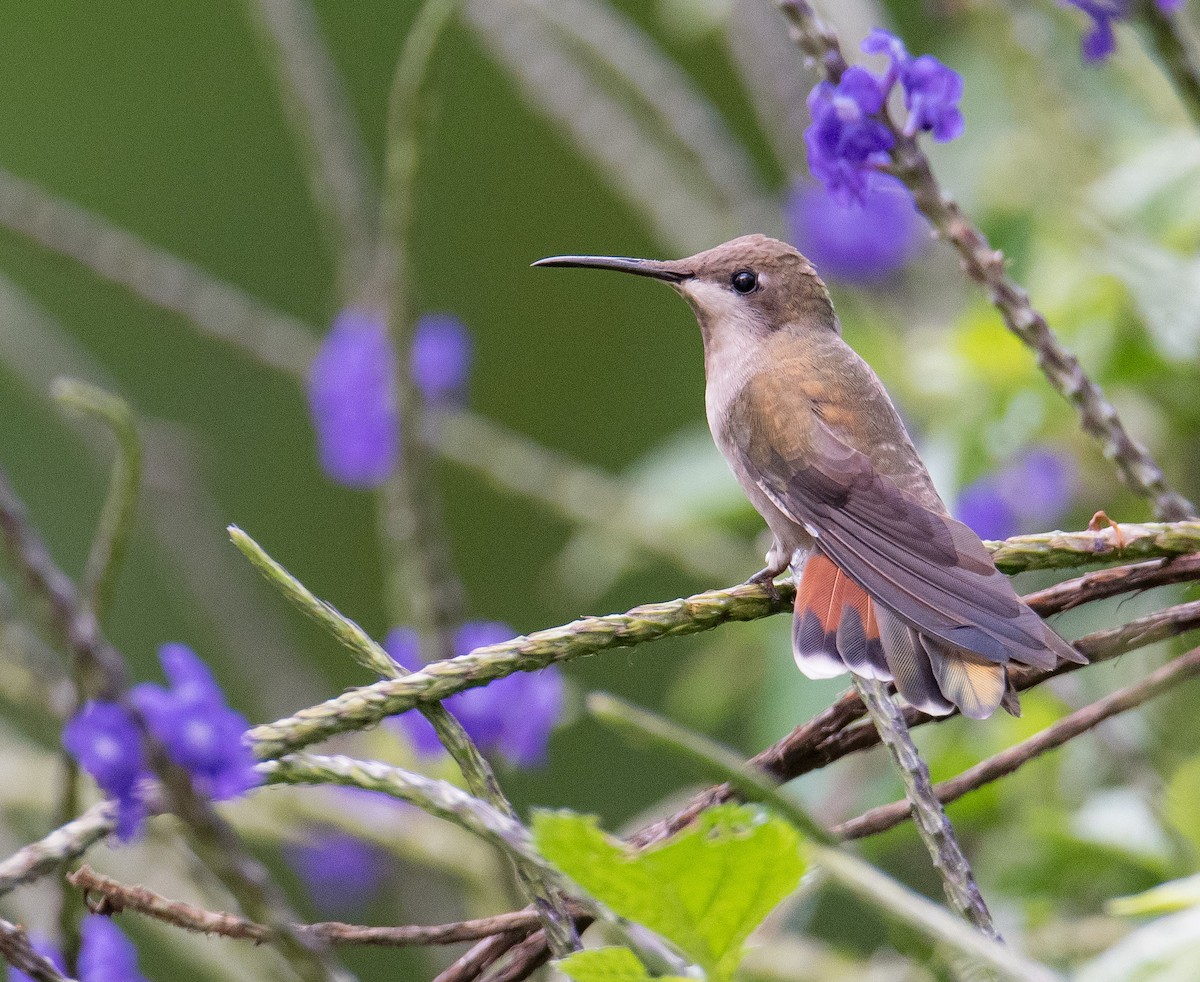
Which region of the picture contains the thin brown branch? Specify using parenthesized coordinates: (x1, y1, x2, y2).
(775, 0, 1195, 522)
(433, 930, 533, 982)
(67, 865, 559, 947)
(1021, 552, 1200, 614)
(0, 469, 127, 699)
(836, 644, 1200, 839)
(0, 917, 73, 982)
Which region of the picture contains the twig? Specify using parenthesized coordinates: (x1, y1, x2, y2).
(67, 864, 554, 947)
(246, 0, 377, 294)
(230, 525, 578, 951)
(51, 380, 142, 620)
(853, 677, 999, 940)
(0, 802, 117, 897)
(1020, 552, 1200, 613)
(47, 380, 143, 964)
(1135, 0, 1200, 129)
(0, 167, 316, 378)
(247, 521, 1200, 760)
(775, 0, 1195, 522)
(0, 918, 74, 982)
(377, 0, 466, 660)
(262, 754, 565, 904)
(0, 468, 126, 698)
(434, 929, 531, 982)
(837, 644, 1200, 839)
(247, 577, 789, 758)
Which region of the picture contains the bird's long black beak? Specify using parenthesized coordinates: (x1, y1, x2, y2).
(532, 254, 692, 283)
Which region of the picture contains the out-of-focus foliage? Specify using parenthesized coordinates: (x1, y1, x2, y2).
(0, 0, 1198, 979)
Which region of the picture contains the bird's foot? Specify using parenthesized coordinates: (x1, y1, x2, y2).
(746, 565, 787, 604)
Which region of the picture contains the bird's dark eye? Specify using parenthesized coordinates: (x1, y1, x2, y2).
(731, 270, 758, 294)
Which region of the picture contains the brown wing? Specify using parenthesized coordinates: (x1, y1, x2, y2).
(733, 381, 1082, 673)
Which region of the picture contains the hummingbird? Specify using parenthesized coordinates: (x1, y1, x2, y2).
(534, 234, 1084, 718)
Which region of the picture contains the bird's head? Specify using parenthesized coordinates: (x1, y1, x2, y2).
(533, 234, 838, 347)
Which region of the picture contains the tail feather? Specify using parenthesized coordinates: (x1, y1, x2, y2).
(926, 645, 1008, 720)
(792, 552, 1073, 719)
(875, 606, 955, 717)
(793, 555, 890, 681)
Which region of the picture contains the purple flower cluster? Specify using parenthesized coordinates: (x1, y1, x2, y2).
(955, 448, 1077, 540)
(805, 29, 963, 202)
(307, 309, 474, 488)
(131, 643, 261, 801)
(786, 174, 925, 284)
(385, 622, 565, 768)
(62, 644, 259, 841)
(1065, 1, 1183, 63)
(9, 918, 147, 982)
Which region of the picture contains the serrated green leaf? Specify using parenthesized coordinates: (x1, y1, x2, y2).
(555, 946, 691, 982)
(533, 803, 804, 981)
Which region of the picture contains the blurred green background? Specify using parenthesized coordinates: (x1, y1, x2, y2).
(2, 0, 1200, 978)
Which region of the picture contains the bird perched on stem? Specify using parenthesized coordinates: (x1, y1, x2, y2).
(535, 235, 1084, 718)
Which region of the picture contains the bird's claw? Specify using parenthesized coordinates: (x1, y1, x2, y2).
(746, 566, 786, 604)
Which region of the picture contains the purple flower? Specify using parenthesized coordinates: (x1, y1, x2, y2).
(806, 32, 966, 199)
(861, 27, 908, 90)
(411, 314, 473, 406)
(860, 30, 964, 141)
(785, 174, 925, 284)
(1060, 1, 1180, 62)
(8, 936, 65, 982)
(901, 56, 964, 141)
(996, 449, 1077, 529)
(287, 831, 391, 916)
(131, 643, 260, 801)
(956, 447, 1076, 539)
(78, 916, 148, 982)
(308, 308, 400, 488)
(805, 67, 893, 202)
(384, 622, 564, 767)
(955, 481, 1019, 541)
(1065, 0, 1128, 61)
(62, 702, 148, 841)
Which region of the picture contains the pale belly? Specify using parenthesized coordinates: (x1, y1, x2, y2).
(706, 386, 813, 572)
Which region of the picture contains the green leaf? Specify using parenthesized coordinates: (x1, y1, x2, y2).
(533, 803, 805, 981)
(555, 946, 691, 982)
(1109, 875, 1200, 918)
